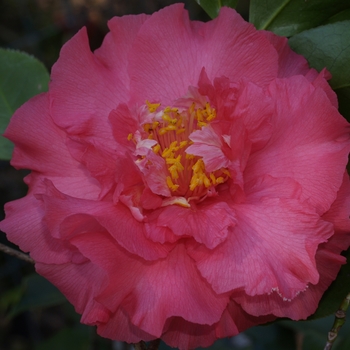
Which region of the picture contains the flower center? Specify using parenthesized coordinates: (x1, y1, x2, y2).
(135, 98, 230, 203)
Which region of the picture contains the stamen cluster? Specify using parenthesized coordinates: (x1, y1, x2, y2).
(138, 100, 230, 200)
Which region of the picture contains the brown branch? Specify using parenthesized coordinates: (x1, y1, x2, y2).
(324, 292, 350, 350)
(0, 242, 35, 264)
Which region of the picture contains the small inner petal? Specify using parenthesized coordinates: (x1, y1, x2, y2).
(131, 96, 230, 205)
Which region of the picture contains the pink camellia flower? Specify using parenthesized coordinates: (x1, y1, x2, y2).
(1, 4, 350, 349)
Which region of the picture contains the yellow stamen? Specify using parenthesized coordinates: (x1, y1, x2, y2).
(146, 100, 161, 113)
(179, 141, 188, 148)
(139, 99, 229, 200)
(166, 176, 179, 192)
(216, 177, 224, 184)
(166, 155, 182, 165)
(153, 144, 161, 154)
(221, 168, 231, 177)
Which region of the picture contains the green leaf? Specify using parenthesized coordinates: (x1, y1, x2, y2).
(195, 0, 238, 19)
(0, 286, 23, 312)
(288, 21, 350, 121)
(249, 0, 350, 37)
(0, 48, 49, 160)
(7, 273, 67, 319)
(308, 248, 350, 320)
(326, 9, 350, 24)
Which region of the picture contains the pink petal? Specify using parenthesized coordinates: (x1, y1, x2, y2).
(135, 149, 171, 197)
(190, 176, 333, 299)
(323, 172, 350, 235)
(144, 222, 179, 244)
(0, 175, 82, 264)
(109, 104, 140, 152)
(228, 80, 273, 153)
(94, 13, 149, 90)
(187, 125, 229, 172)
(317, 205, 350, 280)
(3, 93, 101, 200)
(129, 5, 278, 106)
(71, 234, 229, 337)
(113, 156, 145, 203)
(5, 94, 81, 177)
(96, 308, 156, 343)
(246, 76, 350, 214)
(162, 301, 275, 349)
(36, 260, 110, 324)
(199, 7, 278, 86)
(306, 68, 338, 108)
(49, 28, 118, 151)
(155, 199, 236, 249)
(234, 242, 347, 320)
(262, 31, 309, 78)
(39, 181, 170, 260)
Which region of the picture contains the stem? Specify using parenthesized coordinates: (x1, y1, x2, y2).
(324, 292, 350, 350)
(0, 242, 35, 264)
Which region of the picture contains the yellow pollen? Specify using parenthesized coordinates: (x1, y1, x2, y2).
(146, 100, 161, 113)
(203, 175, 211, 188)
(127, 133, 133, 141)
(162, 114, 177, 124)
(192, 159, 204, 173)
(179, 141, 188, 148)
(221, 168, 231, 177)
(164, 106, 179, 113)
(140, 99, 228, 199)
(159, 127, 169, 136)
(166, 176, 179, 192)
(165, 154, 182, 165)
(153, 144, 161, 154)
(216, 177, 225, 184)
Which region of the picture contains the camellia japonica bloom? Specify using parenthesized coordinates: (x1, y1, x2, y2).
(1, 4, 350, 349)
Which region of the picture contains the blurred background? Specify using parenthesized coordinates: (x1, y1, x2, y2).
(0, 0, 211, 69)
(0, 1, 349, 349)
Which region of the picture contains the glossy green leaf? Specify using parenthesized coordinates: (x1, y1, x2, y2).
(195, 0, 238, 19)
(7, 273, 67, 319)
(0, 48, 49, 160)
(289, 21, 350, 121)
(249, 0, 350, 37)
(308, 249, 350, 320)
(326, 9, 350, 24)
